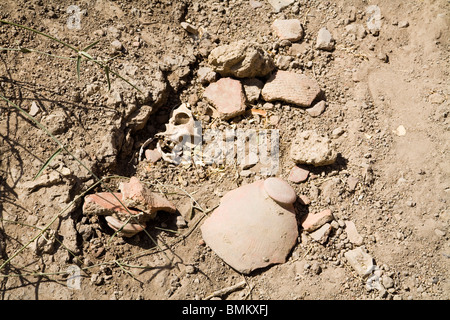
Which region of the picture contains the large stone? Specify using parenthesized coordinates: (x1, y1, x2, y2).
(272, 19, 304, 42)
(203, 77, 247, 120)
(290, 130, 337, 166)
(261, 70, 321, 107)
(208, 40, 275, 78)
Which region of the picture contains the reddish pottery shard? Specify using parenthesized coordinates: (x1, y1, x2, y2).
(201, 177, 298, 274)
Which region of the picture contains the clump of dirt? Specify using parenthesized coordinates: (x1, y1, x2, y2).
(0, 0, 449, 300)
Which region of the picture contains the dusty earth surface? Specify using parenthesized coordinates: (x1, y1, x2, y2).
(0, 0, 449, 301)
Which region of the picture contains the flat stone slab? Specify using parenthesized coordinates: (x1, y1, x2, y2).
(203, 77, 247, 120)
(261, 70, 321, 107)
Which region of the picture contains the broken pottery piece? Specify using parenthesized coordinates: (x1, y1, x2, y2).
(83, 177, 176, 237)
(201, 177, 298, 274)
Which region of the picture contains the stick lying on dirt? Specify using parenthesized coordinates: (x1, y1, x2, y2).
(204, 280, 246, 300)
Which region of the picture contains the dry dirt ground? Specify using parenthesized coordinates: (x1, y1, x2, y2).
(0, 0, 449, 300)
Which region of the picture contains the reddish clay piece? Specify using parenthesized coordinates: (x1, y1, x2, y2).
(83, 177, 177, 237)
(201, 177, 298, 274)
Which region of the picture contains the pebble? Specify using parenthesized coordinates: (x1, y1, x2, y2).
(29, 101, 40, 117)
(197, 66, 218, 85)
(345, 220, 364, 246)
(111, 40, 123, 51)
(272, 19, 304, 42)
(316, 27, 335, 51)
(306, 100, 326, 117)
(347, 176, 359, 191)
(241, 78, 263, 103)
(176, 215, 188, 228)
(288, 165, 310, 183)
(309, 223, 333, 244)
(398, 20, 409, 28)
(331, 127, 345, 138)
(180, 22, 198, 35)
(382, 275, 395, 289)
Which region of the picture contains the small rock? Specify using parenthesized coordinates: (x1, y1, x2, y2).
(203, 77, 247, 120)
(316, 27, 335, 51)
(393, 125, 406, 136)
(29, 101, 40, 117)
(331, 127, 345, 138)
(309, 223, 332, 244)
(306, 100, 326, 117)
(111, 40, 123, 51)
(126, 105, 153, 132)
(345, 220, 364, 246)
(272, 19, 304, 42)
(275, 55, 293, 70)
(185, 265, 196, 274)
(344, 247, 374, 277)
(347, 176, 359, 191)
(345, 23, 367, 40)
(290, 130, 337, 166)
(398, 20, 409, 28)
(311, 262, 322, 275)
(176, 215, 188, 229)
(298, 194, 311, 206)
(382, 275, 395, 289)
(241, 78, 263, 103)
(197, 67, 218, 85)
(180, 22, 198, 35)
(301, 209, 333, 232)
(429, 92, 445, 104)
(261, 70, 322, 108)
(288, 165, 309, 183)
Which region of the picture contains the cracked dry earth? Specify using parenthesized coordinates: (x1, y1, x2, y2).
(0, 0, 449, 300)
